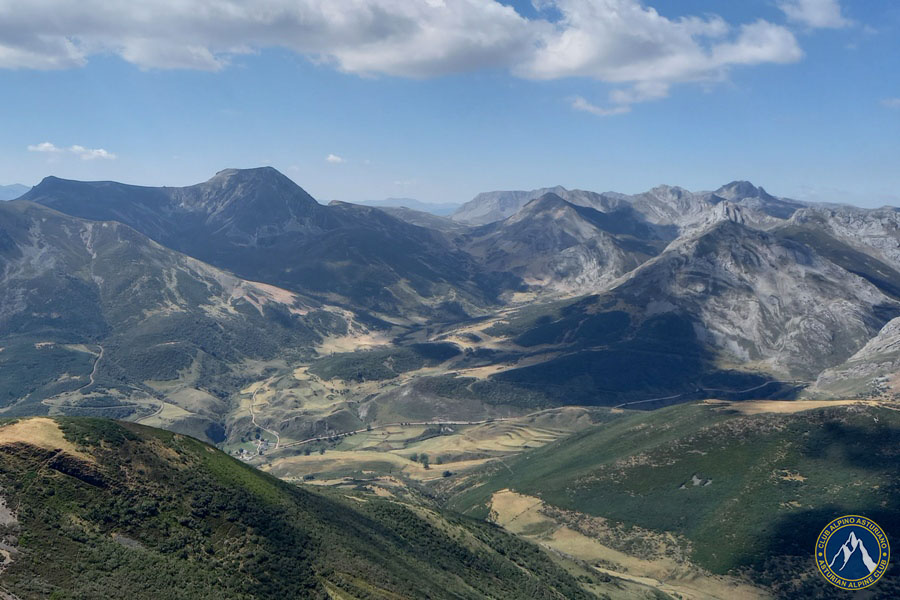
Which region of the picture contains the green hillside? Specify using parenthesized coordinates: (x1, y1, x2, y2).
(0, 201, 361, 443)
(0, 417, 599, 600)
(446, 401, 900, 599)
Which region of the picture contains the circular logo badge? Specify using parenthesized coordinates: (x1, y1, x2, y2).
(816, 515, 890, 590)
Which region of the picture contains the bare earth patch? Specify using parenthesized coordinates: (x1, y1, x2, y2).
(703, 398, 885, 415)
(0, 418, 93, 462)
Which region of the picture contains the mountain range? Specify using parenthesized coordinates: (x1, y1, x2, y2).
(4, 166, 900, 598)
(4, 167, 900, 443)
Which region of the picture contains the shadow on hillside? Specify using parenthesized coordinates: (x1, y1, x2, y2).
(492, 312, 803, 408)
(739, 418, 900, 598)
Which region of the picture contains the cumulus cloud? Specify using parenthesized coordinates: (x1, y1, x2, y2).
(27, 142, 116, 159)
(524, 2, 802, 115)
(881, 98, 900, 109)
(778, 0, 850, 29)
(0, 0, 531, 75)
(325, 153, 345, 164)
(27, 141, 62, 153)
(543, 6, 801, 115)
(69, 145, 117, 160)
(0, 0, 804, 113)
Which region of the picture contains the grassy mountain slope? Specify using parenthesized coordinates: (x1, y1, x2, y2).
(0, 417, 600, 600)
(0, 201, 363, 442)
(445, 401, 900, 598)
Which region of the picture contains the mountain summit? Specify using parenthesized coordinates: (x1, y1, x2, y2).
(22, 167, 502, 316)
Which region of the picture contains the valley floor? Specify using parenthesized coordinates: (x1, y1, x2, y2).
(246, 396, 900, 599)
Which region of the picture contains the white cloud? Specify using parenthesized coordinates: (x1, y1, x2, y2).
(325, 153, 345, 164)
(534, 2, 802, 115)
(27, 141, 62, 153)
(881, 98, 900, 109)
(778, 0, 850, 29)
(27, 142, 116, 159)
(69, 145, 116, 160)
(0, 1, 804, 113)
(0, 0, 531, 75)
(571, 96, 630, 117)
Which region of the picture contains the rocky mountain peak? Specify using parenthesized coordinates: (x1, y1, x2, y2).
(715, 180, 770, 201)
(178, 166, 319, 213)
(208, 166, 292, 186)
(521, 192, 572, 212)
(154, 167, 328, 244)
(648, 185, 691, 201)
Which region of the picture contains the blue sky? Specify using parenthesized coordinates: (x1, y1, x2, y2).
(1, 0, 898, 206)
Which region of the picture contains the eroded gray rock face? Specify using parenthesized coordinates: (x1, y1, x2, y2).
(0, 201, 360, 439)
(791, 205, 900, 272)
(450, 181, 900, 382)
(462, 193, 665, 293)
(811, 317, 900, 397)
(613, 218, 899, 378)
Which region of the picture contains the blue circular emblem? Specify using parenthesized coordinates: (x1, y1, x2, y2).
(816, 515, 890, 590)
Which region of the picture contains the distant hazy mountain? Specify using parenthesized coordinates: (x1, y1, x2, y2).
(22, 168, 508, 318)
(463, 193, 666, 293)
(473, 223, 899, 406)
(0, 183, 29, 200)
(452, 186, 574, 225)
(355, 197, 460, 216)
(361, 204, 469, 232)
(451, 180, 806, 231)
(790, 203, 900, 273)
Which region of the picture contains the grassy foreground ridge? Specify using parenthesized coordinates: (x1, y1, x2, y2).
(0, 417, 599, 599)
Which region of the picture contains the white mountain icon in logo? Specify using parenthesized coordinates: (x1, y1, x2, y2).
(829, 531, 878, 574)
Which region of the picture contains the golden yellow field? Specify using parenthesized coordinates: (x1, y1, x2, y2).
(0, 418, 93, 462)
(702, 398, 883, 415)
(253, 406, 600, 482)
